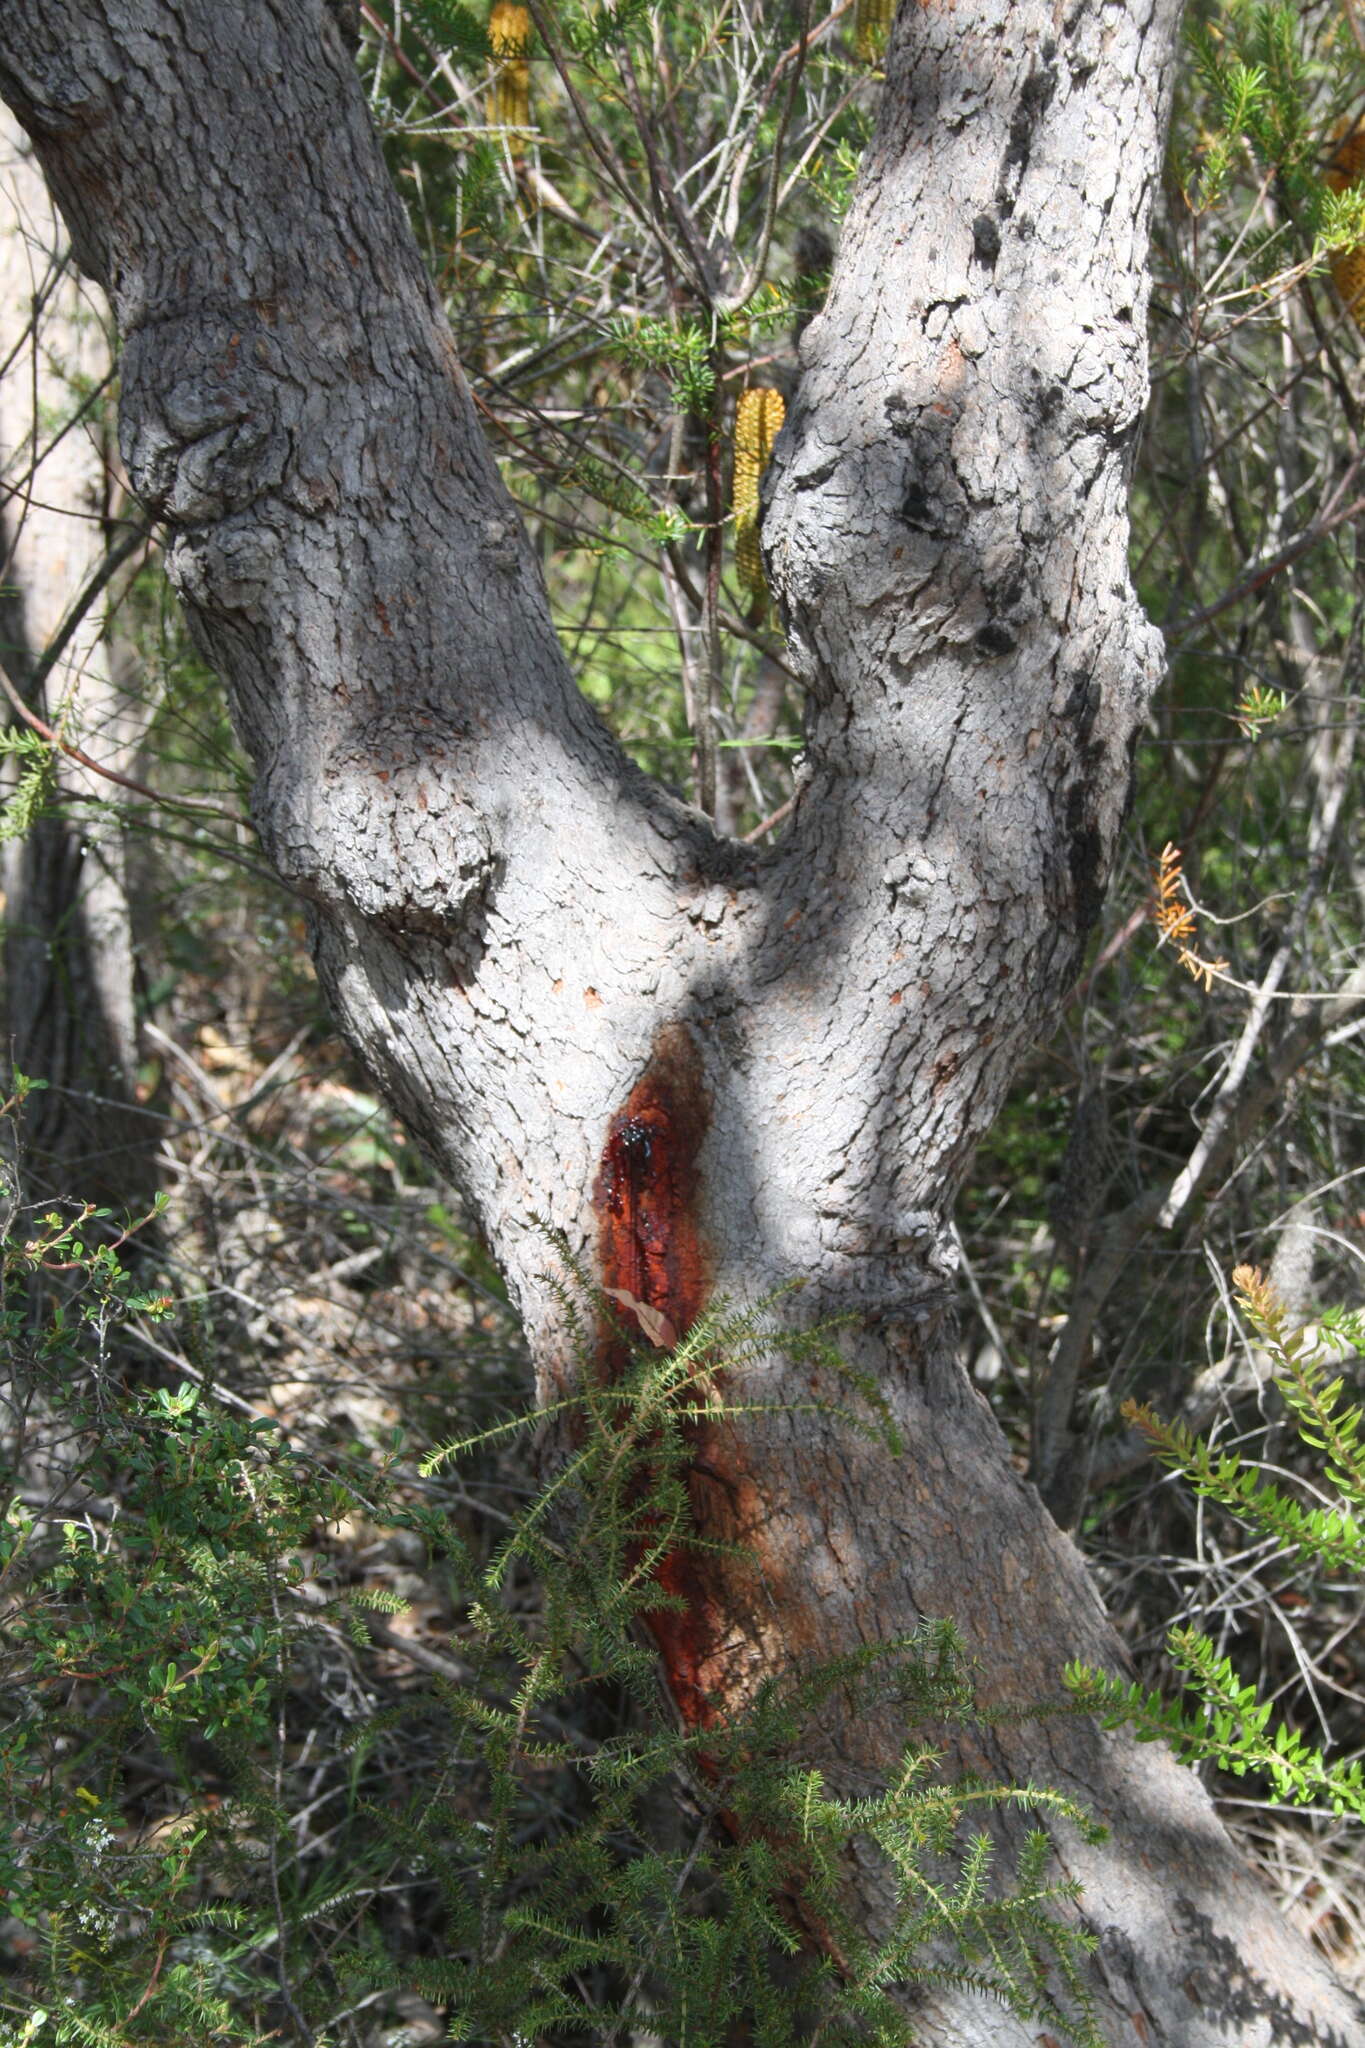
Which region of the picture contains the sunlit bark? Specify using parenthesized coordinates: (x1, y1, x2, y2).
(2, 4, 1361, 2037)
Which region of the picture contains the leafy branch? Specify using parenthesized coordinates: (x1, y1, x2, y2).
(1067, 1266, 1365, 1819)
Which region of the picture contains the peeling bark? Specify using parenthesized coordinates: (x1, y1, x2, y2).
(2, 2, 1362, 2038)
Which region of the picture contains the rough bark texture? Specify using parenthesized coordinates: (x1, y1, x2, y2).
(0, 105, 151, 1207)
(2, 3, 1361, 2039)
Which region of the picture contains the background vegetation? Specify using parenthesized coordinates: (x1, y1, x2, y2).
(2, 0, 1364, 2038)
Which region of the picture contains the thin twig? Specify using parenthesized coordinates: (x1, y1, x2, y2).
(123, 1937, 170, 2025)
(10, 518, 150, 704)
(716, 0, 812, 316)
(742, 794, 794, 842)
(522, 0, 697, 280)
(1, 647, 244, 823)
(1159, 762, 1353, 1229)
(1169, 476, 1365, 643)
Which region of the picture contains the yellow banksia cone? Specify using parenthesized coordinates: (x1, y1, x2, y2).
(1326, 124, 1365, 330)
(733, 387, 786, 608)
(488, 2, 531, 131)
(854, 0, 894, 64)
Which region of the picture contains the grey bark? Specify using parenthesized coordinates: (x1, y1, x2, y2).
(0, 105, 152, 1208)
(0, 3, 1360, 2040)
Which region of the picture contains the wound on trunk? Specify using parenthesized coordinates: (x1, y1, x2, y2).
(597, 1021, 709, 1332)
(594, 1021, 722, 1726)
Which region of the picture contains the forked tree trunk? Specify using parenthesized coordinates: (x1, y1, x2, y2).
(1, 3, 1359, 2039)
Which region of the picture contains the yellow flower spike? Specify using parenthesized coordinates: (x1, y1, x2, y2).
(733, 386, 786, 608)
(854, 0, 894, 65)
(488, 2, 532, 133)
(1325, 123, 1365, 329)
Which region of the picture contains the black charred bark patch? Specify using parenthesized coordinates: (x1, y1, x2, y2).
(972, 213, 1001, 267)
(975, 619, 1018, 658)
(1064, 782, 1105, 933)
(998, 54, 1059, 215)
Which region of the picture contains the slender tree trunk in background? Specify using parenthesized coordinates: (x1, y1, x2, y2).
(1, 3, 1360, 2038)
(0, 106, 152, 1209)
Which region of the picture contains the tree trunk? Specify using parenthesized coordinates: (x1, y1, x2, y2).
(0, 104, 153, 1209)
(1, 3, 1360, 2038)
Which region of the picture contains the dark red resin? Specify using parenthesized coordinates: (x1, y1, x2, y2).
(594, 1023, 720, 1726)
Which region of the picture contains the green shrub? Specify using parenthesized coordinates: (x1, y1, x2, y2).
(1066, 1265, 1365, 1819)
(1, 1129, 1106, 2046)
